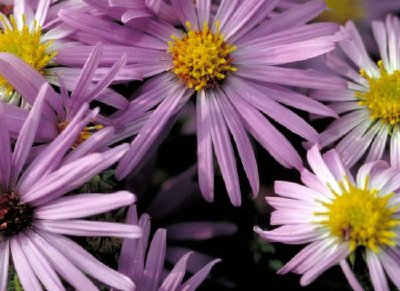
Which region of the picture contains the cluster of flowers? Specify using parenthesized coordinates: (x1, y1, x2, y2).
(2, 0, 400, 290)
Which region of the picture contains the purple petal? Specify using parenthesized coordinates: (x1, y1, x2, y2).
(18, 233, 64, 290)
(160, 252, 192, 290)
(0, 102, 11, 188)
(27, 230, 98, 290)
(181, 258, 221, 291)
(225, 83, 302, 170)
(11, 83, 49, 186)
(208, 91, 241, 206)
(23, 144, 129, 205)
(38, 231, 135, 291)
(10, 236, 42, 291)
(366, 251, 389, 291)
(67, 42, 103, 117)
(217, 89, 259, 195)
(35, 191, 136, 220)
(339, 260, 363, 291)
(116, 84, 189, 180)
(196, 90, 214, 202)
(142, 229, 167, 290)
(170, 0, 198, 28)
(17, 105, 95, 192)
(0, 240, 9, 291)
(34, 219, 142, 239)
(235, 65, 345, 90)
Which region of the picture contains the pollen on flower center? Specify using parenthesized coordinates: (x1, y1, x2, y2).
(0, 14, 57, 97)
(316, 177, 399, 252)
(356, 61, 400, 126)
(0, 192, 33, 237)
(167, 21, 237, 91)
(319, 0, 364, 23)
(58, 121, 104, 148)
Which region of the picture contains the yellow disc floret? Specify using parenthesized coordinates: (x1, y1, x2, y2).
(318, 0, 364, 24)
(356, 61, 400, 126)
(0, 15, 57, 97)
(167, 21, 237, 91)
(316, 177, 399, 252)
(58, 121, 103, 148)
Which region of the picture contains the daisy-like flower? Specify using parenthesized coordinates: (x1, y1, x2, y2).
(0, 45, 143, 149)
(312, 15, 400, 168)
(0, 83, 141, 290)
(118, 206, 220, 290)
(255, 145, 400, 290)
(59, 0, 344, 206)
(0, 0, 131, 109)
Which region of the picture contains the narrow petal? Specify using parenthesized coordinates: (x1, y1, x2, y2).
(0, 240, 10, 291)
(10, 236, 42, 291)
(339, 260, 363, 291)
(11, 83, 49, 186)
(27, 231, 98, 291)
(23, 144, 129, 205)
(217, 89, 259, 195)
(18, 233, 64, 291)
(38, 231, 135, 291)
(34, 220, 142, 239)
(35, 191, 136, 220)
(159, 252, 192, 290)
(0, 102, 11, 188)
(208, 91, 241, 206)
(141, 229, 167, 291)
(116, 84, 189, 180)
(196, 90, 214, 202)
(181, 258, 221, 291)
(366, 251, 389, 291)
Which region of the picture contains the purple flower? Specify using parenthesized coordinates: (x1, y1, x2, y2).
(0, 44, 146, 150)
(256, 145, 400, 290)
(118, 206, 220, 290)
(59, 0, 344, 206)
(312, 15, 400, 168)
(0, 83, 141, 290)
(0, 0, 86, 107)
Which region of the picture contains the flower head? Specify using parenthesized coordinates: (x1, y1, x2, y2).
(256, 145, 400, 290)
(0, 83, 141, 290)
(313, 15, 400, 168)
(59, 0, 344, 206)
(0, 43, 145, 151)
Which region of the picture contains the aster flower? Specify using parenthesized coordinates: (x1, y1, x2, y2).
(312, 15, 400, 168)
(118, 206, 220, 290)
(59, 0, 344, 206)
(0, 83, 141, 290)
(0, 0, 132, 108)
(255, 145, 400, 290)
(0, 44, 146, 149)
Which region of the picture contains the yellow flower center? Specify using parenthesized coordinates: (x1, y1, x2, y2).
(356, 61, 400, 126)
(0, 15, 57, 98)
(58, 121, 103, 148)
(167, 21, 237, 91)
(318, 0, 365, 24)
(316, 177, 399, 252)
